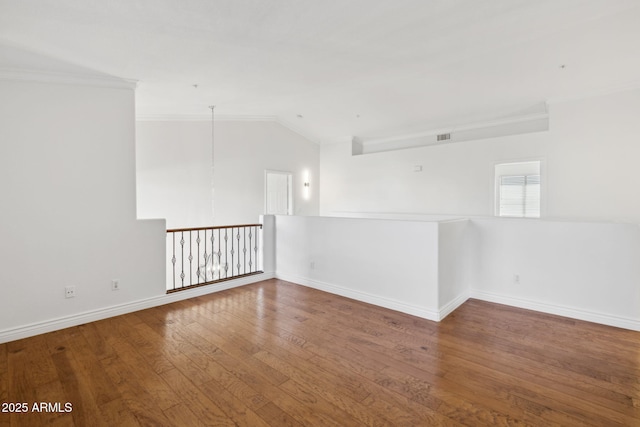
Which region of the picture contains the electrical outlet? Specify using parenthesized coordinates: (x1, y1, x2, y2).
(111, 279, 120, 291)
(65, 286, 76, 298)
(514, 274, 520, 285)
(310, 261, 315, 270)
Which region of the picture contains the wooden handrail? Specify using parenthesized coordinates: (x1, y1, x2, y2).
(167, 223, 262, 233)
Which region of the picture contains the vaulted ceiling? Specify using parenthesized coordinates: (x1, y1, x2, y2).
(1, 0, 639, 143)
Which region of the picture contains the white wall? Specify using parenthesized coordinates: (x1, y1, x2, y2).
(260, 215, 276, 276)
(437, 219, 470, 313)
(275, 215, 446, 320)
(317, 89, 640, 330)
(0, 79, 166, 339)
(276, 213, 640, 330)
(470, 218, 640, 329)
(136, 120, 320, 228)
(320, 89, 640, 224)
(136, 121, 214, 228)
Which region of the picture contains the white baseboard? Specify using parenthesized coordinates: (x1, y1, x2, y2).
(276, 273, 442, 321)
(0, 271, 275, 344)
(438, 291, 470, 320)
(471, 289, 640, 331)
(10, 272, 634, 344)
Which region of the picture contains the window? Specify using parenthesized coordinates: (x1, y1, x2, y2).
(495, 161, 541, 218)
(499, 174, 540, 217)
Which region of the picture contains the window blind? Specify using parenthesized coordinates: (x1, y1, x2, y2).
(499, 174, 540, 218)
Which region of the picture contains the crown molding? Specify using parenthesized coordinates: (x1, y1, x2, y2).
(0, 67, 137, 90)
(135, 113, 278, 122)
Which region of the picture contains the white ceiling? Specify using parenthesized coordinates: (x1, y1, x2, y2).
(1, 0, 639, 143)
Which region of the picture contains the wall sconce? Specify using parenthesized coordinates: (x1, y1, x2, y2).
(303, 171, 311, 200)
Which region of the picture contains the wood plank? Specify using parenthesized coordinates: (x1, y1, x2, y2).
(48, 340, 109, 427)
(99, 354, 177, 427)
(135, 315, 272, 412)
(192, 377, 273, 427)
(162, 404, 208, 427)
(97, 397, 141, 427)
(1, 279, 639, 426)
(159, 368, 236, 426)
(254, 402, 304, 427)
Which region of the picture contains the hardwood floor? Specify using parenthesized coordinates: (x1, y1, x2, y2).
(1, 279, 639, 426)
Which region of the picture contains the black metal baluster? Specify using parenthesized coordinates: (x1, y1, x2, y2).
(243, 227, 247, 275)
(224, 228, 228, 278)
(189, 231, 193, 285)
(248, 227, 252, 272)
(172, 232, 176, 290)
(203, 229, 207, 282)
(231, 227, 235, 277)
(180, 231, 185, 288)
(255, 226, 259, 272)
(211, 228, 216, 281)
(196, 230, 201, 283)
(217, 228, 222, 280)
(236, 228, 241, 275)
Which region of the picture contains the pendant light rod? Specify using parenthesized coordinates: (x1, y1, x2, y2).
(209, 105, 215, 223)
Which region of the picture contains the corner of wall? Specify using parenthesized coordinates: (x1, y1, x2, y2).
(437, 291, 470, 321)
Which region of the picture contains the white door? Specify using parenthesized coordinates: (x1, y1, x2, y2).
(265, 171, 292, 215)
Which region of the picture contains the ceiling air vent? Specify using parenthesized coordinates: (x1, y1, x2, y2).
(437, 133, 451, 142)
